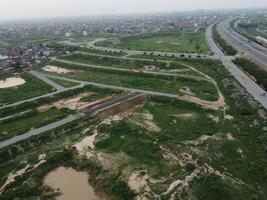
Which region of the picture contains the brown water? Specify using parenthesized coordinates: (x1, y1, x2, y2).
(44, 167, 106, 200)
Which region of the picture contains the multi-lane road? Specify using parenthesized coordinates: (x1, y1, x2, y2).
(217, 18, 267, 71)
(0, 93, 144, 149)
(206, 22, 267, 109)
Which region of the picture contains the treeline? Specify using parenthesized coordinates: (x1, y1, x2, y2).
(230, 19, 266, 47)
(233, 58, 267, 90)
(212, 24, 237, 55)
(47, 42, 125, 56)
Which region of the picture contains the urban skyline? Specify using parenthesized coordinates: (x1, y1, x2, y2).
(1, 0, 267, 20)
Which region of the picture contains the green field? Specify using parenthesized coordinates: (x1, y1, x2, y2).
(60, 53, 186, 70)
(244, 28, 267, 39)
(96, 32, 209, 54)
(48, 77, 80, 88)
(44, 60, 219, 101)
(0, 73, 53, 106)
(0, 107, 73, 141)
(1, 42, 267, 200)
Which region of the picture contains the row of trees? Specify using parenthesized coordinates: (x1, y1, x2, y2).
(212, 24, 237, 55)
(234, 57, 267, 91)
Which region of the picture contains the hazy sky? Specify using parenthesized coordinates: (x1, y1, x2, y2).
(1, 0, 266, 20)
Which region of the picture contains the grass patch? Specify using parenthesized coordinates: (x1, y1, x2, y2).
(0, 107, 73, 141)
(48, 77, 80, 88)
(0, 73, 53, 106)
(45, 60, 219, 101)
(61, 53, 167, 69)
(212, 23, 237, 55)
(96, 32, 209, 54)
(233, 57, 267, 90)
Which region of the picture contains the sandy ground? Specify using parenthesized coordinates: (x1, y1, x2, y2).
(184, 132, 236, 146)
(0, 154, 46, 194)
(208, 114, 220, 123)
(225, 115, 234, 120)
(179, 63, 226, 111)
(38, 92, 112, 112)
(179, 87, 196, 96)
(169, 113, 197, 120)
(74, 106, 139, 160)
(42, 65, 73, 74)
(128, 111, 161, 132)
(0, 77, 25, 89)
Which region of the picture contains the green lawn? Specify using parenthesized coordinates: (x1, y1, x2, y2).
(243, 28, 267, 39)
(0, 107, 73, 141)
(48, 77, 80, 88)
(96, 32, 209, 54)
(61, 53, 165, 69)
(44, 60, 219, 101)
(0, 73, 53, 106)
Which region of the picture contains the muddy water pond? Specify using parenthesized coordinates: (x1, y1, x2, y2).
(44, 167, 107, 200)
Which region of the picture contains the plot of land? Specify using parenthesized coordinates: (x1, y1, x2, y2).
(96, 32, 209, 53)
(42, 60, 219, 101)
(0, 73, 53, 105)
(42, 65, 74, 74)
(0, 77, 25, 89)
(0, 107, 72, 141)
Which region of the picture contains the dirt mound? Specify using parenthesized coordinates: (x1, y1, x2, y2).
(42, 65, 73, 74)
(0, 77, 25, 89)
(129, 111, 161, 132)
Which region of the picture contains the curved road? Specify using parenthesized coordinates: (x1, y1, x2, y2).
(217, 19, 267, 71)
(206, 22, 267, 109)
(61, 39, 215, 60)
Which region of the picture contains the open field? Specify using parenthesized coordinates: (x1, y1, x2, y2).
(60, 53, 187, 70)
(47, 77, 80, 88)
(96, 32, 209, 54)
(1, 44, 267, 200)
(0, 107, 73, 142)
(42, 60, 219, 101)
(0, 73, 53, 106)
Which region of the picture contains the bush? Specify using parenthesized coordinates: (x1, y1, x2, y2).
(234, 57, 267, 91)
(212, 23, 237, 56)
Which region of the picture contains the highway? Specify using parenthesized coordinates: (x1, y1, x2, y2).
(217, 19, 267, 71)
(0, 93, 143, 149)
(206, 22, 267, 109)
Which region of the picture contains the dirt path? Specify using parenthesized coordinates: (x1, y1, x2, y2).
(180, 63, 226, 112)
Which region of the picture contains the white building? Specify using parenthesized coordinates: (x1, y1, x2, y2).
(83, 31, 88, 36)
(65, 32, 72, 37)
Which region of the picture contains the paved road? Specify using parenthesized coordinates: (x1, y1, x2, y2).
(217, 19, 267, 71)
(0, 79, 85, 110)
(0, 71, 87, 110)
(0, 93, 142, 149)
(206, 22, 267, 109)
(29, 70, 65, 91)
(61, 39, 215, 60)
(52, 58, 210, 82)
(1, 65, 208, 111)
